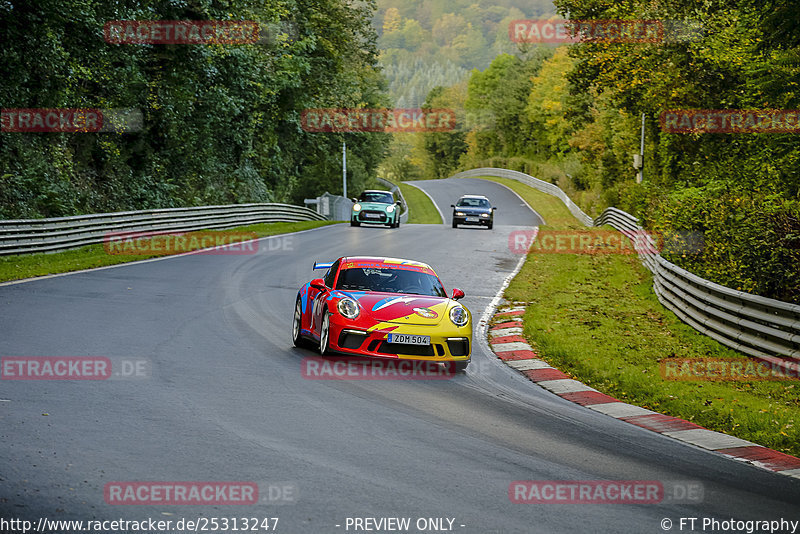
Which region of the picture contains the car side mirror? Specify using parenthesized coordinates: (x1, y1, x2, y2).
(450, 204, 455, 208)
(351, 198, 357, 203)
(310, 278, 326, 290)
(452, 288, 465, 300)
(492, 207, 497, 211)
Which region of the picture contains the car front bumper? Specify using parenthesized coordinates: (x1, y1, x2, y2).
(453, 216, 492, 226)
(353, 210, 396, 223)
(328, 317, 471, 362)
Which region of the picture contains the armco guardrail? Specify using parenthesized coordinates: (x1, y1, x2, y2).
(450, 167, 800, 371)
(0, 203, 326, 255)
(594, 207, 800, 372)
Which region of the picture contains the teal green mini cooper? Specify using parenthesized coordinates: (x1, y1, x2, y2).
(350, 190, 402, 228)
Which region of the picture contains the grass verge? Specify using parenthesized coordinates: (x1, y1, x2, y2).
(397, 182, 442, 224)
(0, 220, 338, 283)
(481, 176, 799, 457)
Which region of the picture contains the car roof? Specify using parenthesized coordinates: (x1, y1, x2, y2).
(337, 256, 436, 275)
(458, 194, 489, 200)
(361, 190, 393, 195)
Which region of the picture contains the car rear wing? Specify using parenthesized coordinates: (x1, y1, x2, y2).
(313, 261, 333, 270)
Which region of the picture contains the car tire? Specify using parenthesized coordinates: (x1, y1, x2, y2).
(319, 310, 331, 355)
(292, 297, 307, 348)
(487, 221, 493, 230)
(452, 219, 458, 228)
(350, 220, 360, 227)
(394, 219, 400, 228)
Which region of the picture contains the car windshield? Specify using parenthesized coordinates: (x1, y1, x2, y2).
(336, 267, 446, 297)
(456, 198, 490, 208)
(359, 192, 394, 204)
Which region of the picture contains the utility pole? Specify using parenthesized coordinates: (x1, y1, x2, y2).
(342, 141, 347, 198)
(637, 113, 645, 183)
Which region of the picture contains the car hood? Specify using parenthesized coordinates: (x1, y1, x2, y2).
(336, 291, 452, 326)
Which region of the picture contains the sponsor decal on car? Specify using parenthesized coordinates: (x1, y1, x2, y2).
(413, 307, 438, 319)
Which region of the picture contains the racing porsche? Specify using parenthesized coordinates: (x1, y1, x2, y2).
(292, 256, 471, 372)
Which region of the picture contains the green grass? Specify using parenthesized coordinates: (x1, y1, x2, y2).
(397, 182, 442, 224)
(0, 220, 338, 283)
(479, 175, 800, 457)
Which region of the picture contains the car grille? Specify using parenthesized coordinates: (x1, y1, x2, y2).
(358, 210, 387, 222)
(376, 341, 435, 357)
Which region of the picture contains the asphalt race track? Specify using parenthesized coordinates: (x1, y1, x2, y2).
(1, 178, 798, 533)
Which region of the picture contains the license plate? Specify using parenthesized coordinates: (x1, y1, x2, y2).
(465, 216, 479, 222)
(365, 213, 381, 219)
(387, 333, 430, 345)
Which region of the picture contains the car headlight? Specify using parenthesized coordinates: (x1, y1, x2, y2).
(337, 297, 360, 319)
(449, 306, 468, 327)
(455, 211, 465, 216)
(480, 213, 489, 218)
(386, 205, 395, 213)
(352, 203, 362, 212)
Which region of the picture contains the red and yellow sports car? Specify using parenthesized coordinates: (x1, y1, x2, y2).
(292, 256, 472, 372)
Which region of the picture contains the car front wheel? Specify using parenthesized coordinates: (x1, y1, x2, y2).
(292, 298, 306, 347)
(319, 310, 331, 355)
(350, 220, 360, 227)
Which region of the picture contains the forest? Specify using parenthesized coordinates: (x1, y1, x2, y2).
(0, 0, 390, 218)
(402, 0, 799, 302)
(374, 0, 555, 106)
